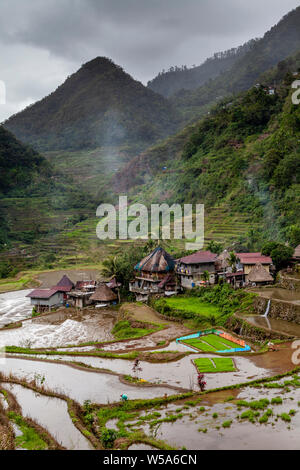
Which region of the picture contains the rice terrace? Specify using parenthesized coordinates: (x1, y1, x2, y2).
(0, 0, 300, 459)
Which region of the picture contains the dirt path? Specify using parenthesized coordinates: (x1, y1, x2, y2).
(100, 323, 191, 352)
(120, 302, 172, 325)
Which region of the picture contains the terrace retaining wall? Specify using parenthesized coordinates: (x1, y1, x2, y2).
(253, 296, 300, 324)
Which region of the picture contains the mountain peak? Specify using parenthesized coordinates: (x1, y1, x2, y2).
(81, 56, 121, 73)
(4, 58, 180, 151)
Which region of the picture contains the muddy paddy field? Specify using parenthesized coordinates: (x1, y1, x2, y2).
(0, 276, 300, 450)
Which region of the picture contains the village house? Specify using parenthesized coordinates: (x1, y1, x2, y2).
(176, 250, 218, 289)
(26, 288, 64, 312)
(75, 280, 97, 292)
(90, 283, 118, 307)
(292, 244, 300, 263)
(247, 263, 274, 286)
(226, 271, 245, 288)
(106, 276, 122, 302)
(235, 252, 273, 283)
(129, 246, 179, 301)
(67, 290, 94, 308)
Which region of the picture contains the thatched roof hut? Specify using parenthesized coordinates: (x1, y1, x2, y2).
(90, 283, 117, 303)
(248, 263, 273, 284)
(216, 250, 230, 271)
(134, 246, 175, 273)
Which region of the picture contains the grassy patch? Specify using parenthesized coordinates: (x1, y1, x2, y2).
(194, 357, 236, 373)
(164, 298, 221, 316)
(111, 320, 156, 340)
(7, 412, 48, 450)
(183, 334, 240, 352)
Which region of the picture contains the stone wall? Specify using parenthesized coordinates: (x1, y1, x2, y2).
(253, 296, 300, 324)
(226, 315, 290, 343)
(279, 276, 300, 292)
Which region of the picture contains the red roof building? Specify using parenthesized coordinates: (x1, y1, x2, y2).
(26, 288, 64, 311)
(235, 252, 273, 281)
(176, 250, 218, 289)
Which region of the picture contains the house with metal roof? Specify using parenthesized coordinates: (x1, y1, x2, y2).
(26, 288, 64, 312)
(176, 250, 218, 288)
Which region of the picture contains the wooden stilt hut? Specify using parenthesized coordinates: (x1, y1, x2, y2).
(129, 246, 178, 301)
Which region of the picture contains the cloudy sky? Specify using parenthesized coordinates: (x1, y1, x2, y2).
(0, 0, 299, 121)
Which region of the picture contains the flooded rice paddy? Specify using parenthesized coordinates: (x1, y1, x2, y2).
(244, 315, 300, 337)
(21, 352, 280, 391)
(0, 357, 174, 404)
(2, 383, 93, 450)
(1, 283, 300, 449)
(121, 375, 300, 450)
(251, 287, 300, 305)
(0, 290, 32, 327)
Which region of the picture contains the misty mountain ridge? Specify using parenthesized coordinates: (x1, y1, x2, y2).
(147, 39, 258, 98)
(4, 57, 181, 151)
(170, 5, 300, 120)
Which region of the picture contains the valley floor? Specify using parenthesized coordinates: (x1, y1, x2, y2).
(0, 281, 299, 450)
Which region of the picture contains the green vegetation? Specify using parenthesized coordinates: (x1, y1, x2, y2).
(184, 334, 240, 353)
(236, 398, 270, 410)
(154, 284, 256, 328)
(5, 57, 180, 152)
(148, 41, 254, 98)
(162, 298, 220, 316)
(119, 27, 300, 249)
(222, 420, 232, 428)
(7, 412, 48, 450)
(111, 320, 156, 340)
(169, 7, 300, 119)
(271, 397, 283, 405)
(194, 357, 236, 373)
(280, 413, 291, 423)
(262, 241, 294, 271)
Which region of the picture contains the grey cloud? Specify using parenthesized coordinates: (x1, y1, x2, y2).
(0, 0, 299, 121)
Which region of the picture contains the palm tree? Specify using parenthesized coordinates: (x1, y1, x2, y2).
(102, 256, 119, 278)
(229, 252, 238, 273)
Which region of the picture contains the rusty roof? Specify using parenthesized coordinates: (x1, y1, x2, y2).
(26, 288, 62, 299)
(179, 250, 218, 265)
(236, 253, 272, 264)
(56, 275, 74, 289)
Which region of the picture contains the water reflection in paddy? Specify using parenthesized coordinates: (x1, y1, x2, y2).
(251, 288, 300, 304)
(12, 352, 274, 391)
(131, 380, 300, 450)
(244, 315, 300, 337)
(0, 358, 174, 404)
(2, 383, 93, 450)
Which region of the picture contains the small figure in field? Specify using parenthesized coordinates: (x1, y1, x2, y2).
(197, 373, 206, 391)
(132, 358, 142, 376)
(120, 393, 128, 402)
(267, 341, 278, 352)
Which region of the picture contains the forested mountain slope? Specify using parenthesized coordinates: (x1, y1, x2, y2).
(115, 63, 300, 248)
(4, 57, 181, 151)
(171, 6, 300, 121)
(147, 40, 257, 98)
